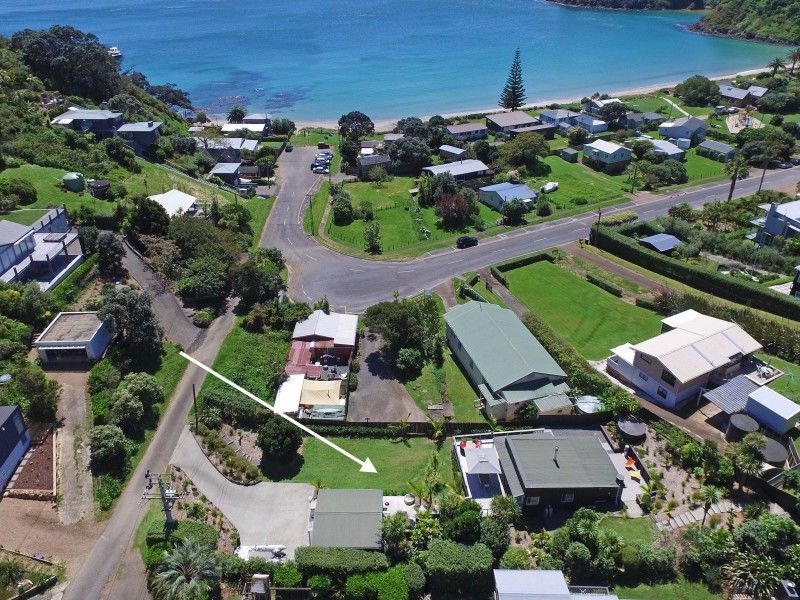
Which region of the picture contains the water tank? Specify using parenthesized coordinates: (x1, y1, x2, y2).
(760, 438, 789, 468)
(62, 172, 85, 192)
(575, 395, 603, 414)
(726, 413, 759, 442)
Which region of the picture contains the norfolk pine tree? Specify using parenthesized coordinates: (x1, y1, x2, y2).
(499, 48, 527, 111)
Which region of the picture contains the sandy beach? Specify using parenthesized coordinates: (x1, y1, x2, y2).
(293, 66, 770, 132)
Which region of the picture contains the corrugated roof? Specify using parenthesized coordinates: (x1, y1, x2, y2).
(533, 392, 572, 413)
(703, 374, 760, 415)
(647, 139, 683, 156)
(51, 109, 121, 122)
(210, 162, 241, 174)
(639, 233, 681, 252)
(311, 489, 383, 550)
(357, 154, 390, 166)
(539, 109, 581, 121)
(439, 144, 465, 154)
(698, 139, 735, 154)
(117, 121, 162, 132)
(718, 84, 749, 100)
(0, 220, 31, 246)
(487, 112, 537, 128)
(444, 302, 566, 392)
(748, 386, 800, 420)
(585, 139, 625, 154)
(423, 159, 490, 178)
(292, 310, 358, 347)
(494, 569, 569, 599)
(480, 182, 537, 202)
(446, 122, 487, 134)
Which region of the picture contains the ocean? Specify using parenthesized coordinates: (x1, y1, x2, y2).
(0, 0, 787, 121)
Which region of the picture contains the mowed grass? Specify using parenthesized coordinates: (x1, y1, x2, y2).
(243, 195, 274, 250)
(1, 208, 49, 225)
(682, 149, 725, 183)
(505, 261, 662, 360)
(289, 436, 453, 494)
(760, 353, 800, 400)
(292, 128, 338, 147)
(304, 181, 329, 235)
(599, 516, 654, 543)
(614, 580, 723, 600)
(526, 155, 628, 210)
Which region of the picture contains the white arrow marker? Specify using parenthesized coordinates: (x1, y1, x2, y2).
(180, 351, 377, 473)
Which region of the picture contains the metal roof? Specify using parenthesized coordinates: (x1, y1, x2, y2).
(703, 375, 760, 414)
(444, 302, 566, 392)
(496, 435, 619, 494)
(0, 405, 19, 428)
(718, 84, 749, 100)
(585, 139, 627, 154)
(209, 162, 241, 174)
(747, 85, 768, 98)
(487, 112, 537, 128)
(533, 392, 572, 413)
(647, 139, 683, 156)
(423, 159, 489, 178)
(0, 220, 31, 246)
(116, 121, 162, 132)
(698, 139, 735, 155)
(480, 182, 537, 202)
(539, 109, 581, 121)
(51, 109, 121, 122)
(748, 386, 800, 420)
(639, 233, 681, 252)
(446, 122, 487, 134)
(494, 569, 569, 599)
(356, 154, 390, 166)
(439, 144, 465, 155)
(311, 489, 383, 550)
(292, 310, 357, 346)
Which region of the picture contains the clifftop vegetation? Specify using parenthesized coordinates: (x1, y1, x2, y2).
(547, 0, 703, 9)
(690, 0, 800, 45)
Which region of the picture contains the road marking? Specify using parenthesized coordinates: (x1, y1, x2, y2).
(180, 352, 377, 473)
(397, 269, 415, 273)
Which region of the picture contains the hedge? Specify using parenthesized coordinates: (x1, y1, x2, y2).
(145, 517, 219, 549)
(598, 210, 638, 227)
(489, 266, 506, 286)
(465, 272, 480, 286)
(494, 249, 557, 273)
(705, 127, 737, 145)
(460, 282, 488, 303)
(345, 566, 409, 600)
(585, 273, 623, 297)
(424, 540, 493, 597)
(594, 225, 800, 320)
(635, 296, 658, 311)
(49, 254, 97, 308)
(295, 547, 389, 581)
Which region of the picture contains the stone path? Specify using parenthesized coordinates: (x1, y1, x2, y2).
(655, 499, 742, 531)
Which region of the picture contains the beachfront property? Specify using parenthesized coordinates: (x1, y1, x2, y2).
(607, 309, 762, 411)
(0, 207, 84, 291)
(570, 114, 608, 134)
(479, 182, 537, 211)
(583, 97, 623, 117)
(0, 406, 30, 495)
(620, 111, 666, 130)
(494, 569, 620, 600)
(148, 189, 199, 218)
(50, 107, 123, 138)
(444, 301, 570, 421)
(356, 153, 391, 179)
(658, 116, 708, 143)
(746, 85, 769, 103)
(718, 83, 751, 108)
(582, 139, 632, 173)
(748, 199, 800, 245)
(422, 159, 491, 182)
(209, 162, 242, 186)
(486, 111, 538, 134)
(309, 489, 383, 550)
(196, 137, 259, 163)
(33, 311, 113, 364)
(220, 122, 268, 138)
(445, 122, 488, 141)
(242, 112, 271, 126)
(641, 138, 685, 161)
(116, 120, 162, 155)
(697, 139, 737, 163)
(509, 123, 557, 140)
(439, 144, 466, 161)
(538, 109, 581, 126)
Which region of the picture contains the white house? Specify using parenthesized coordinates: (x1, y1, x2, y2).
(33, 312, 113, 364)
(659, 117, 708, 142)
(584, 97, 623, 116)
(644, 138, 685, 161)
(571, 114, 608, 134)
(582, 139, 632, 172)
(423, 159, 490, 182)
(148, 189, 199, 218)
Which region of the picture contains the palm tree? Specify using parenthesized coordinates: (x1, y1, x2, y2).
(150, 541, 219, 600)
(698, 485, 723, 527)
(789, 48, 800, 75)
(725, 551, 783, 600)
(724, 153, 750, 201)
(227, 105, 245, 123)
(428, 416, 446, 447)
(768, 57, 786, 76)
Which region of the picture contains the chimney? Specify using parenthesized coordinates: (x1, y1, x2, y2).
(148, 120, 154, 127)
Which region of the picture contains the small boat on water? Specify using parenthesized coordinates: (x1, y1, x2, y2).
(107, 46, 122, 58)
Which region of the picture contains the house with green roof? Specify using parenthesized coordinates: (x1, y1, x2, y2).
(309, 489, 383, 550)
(443, 301, 570, 420)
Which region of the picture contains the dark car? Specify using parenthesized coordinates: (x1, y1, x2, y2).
(456, 235, 478, 249)
(791, 157, 800, 166)
(776, 162, 793, 169)
(285, 144, 293, 152)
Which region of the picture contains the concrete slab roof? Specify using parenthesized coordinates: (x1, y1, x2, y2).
(35, 312, 104, 343)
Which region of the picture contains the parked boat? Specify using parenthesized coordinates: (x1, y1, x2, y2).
(107, 46, 122, 58)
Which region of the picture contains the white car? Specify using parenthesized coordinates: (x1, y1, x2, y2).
(541, 182, 559, 193)
(312, 165, 330, 174)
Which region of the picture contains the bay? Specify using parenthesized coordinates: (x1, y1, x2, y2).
(0, 0, 786, 121)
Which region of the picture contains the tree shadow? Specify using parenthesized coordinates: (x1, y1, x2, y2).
(260, 453, 304, 481)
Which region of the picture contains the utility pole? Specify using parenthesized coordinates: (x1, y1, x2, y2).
(307, 192, 314, 236)
(591, 208, 602, 245)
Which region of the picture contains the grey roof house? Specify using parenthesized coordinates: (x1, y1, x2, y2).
(486, 112, 537, 133)
(439, 144, 466, 161)
(749, 199, 800, 245)
(116, 120, 162, 155)
(644, 138, 685, 161)
(310, 489, 383, 550)
(510, 123, 557, 140)
(422, 159, 490, 182)
(638, 233, 681, 253)
(718, 84, 751, 107)
(494, 569, 619, 600)
(479, 182, 537, 211)
(659, 117, 708, 143)
(356, 154, 391, 179)
(697, 139, 736, 163)
(621, 111, 665, 129)
(538, 109, 581, 126)
(197, 137, 259, 162)
(209, 162, 242, 186)
(444, 301, 570, 420)
(446, 122, 488, 141)
(50, 108, 123, 138)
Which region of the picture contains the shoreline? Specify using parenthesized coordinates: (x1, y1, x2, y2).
(293, 66, 771, 132)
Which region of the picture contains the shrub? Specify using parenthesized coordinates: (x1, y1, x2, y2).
(0, 177, 37, 205)
(202, 389, 267, 429)
(585, 273, 623, 297)
(89, 425, 126, 474)
(599, 211, 638, 226)
(403, 562, 426, 599)
(273, 562, 303, 587)
(173, 519, 219, 549)
(90, 390, 112, 425)
(88, 358, 121, 395)
(494, 249, 557, 273)
(536, 200, 552, 217)
(257, 415, 302, 460)
(346, 566, 409, 600)
(295, 547, 389, 581)
(308, 575, 332, 598)
(396, 347, 424, 376)
(141, 543, 168, 571)
(193, 308, 214, 328)
(424, 540, 493, 598)
(500, 547, 531, 569)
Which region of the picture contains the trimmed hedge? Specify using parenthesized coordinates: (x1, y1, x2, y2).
(489, 266, 506, 287)
(586, 273, 623, 297)
(465, 273, 480, 286)
(425, 540, 493, 598)
(345, 566, 409, 600)
(494, 249, 557, 273)
(635, 296, 658, 311)
(295, 547, 389, 581)
(594, 225, 800, 320)
(460, 283, 488, 303)
(50, 254, 98, 308)
(598, 211, 638, 226)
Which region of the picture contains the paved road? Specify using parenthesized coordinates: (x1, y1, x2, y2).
(171, 427, 313, 555)
(264, 147, 799, 312)
(63, 308, 237, 600)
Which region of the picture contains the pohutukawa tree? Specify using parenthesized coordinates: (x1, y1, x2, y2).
(499, 48, 527, 111)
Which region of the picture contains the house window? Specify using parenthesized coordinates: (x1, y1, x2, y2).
(638, 372, 649, 382)
(657, 386, 667, 399)
(661, 369, 676, 386)
(561, 493, 575, 504)
(525, 496, 540, 506)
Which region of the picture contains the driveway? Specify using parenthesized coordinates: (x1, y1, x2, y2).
(348, 332, 426, 423)
(171, 427, 313, 555)
(49, 370, 94, 525)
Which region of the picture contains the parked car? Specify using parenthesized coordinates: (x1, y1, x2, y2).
(456, 235, 478, 249)
(312, 165, 330, 174)
(285, 144, 293, 152)
(790, 157, 800, 166)
(541, 182, 559, 193)
(776, 162, 793, 169)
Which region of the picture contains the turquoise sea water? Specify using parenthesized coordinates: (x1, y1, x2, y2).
(0, 0, 786, 120)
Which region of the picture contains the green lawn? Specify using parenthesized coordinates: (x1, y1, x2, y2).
(570, 257, 649, 296)
(199, 319, 290, 404)
(759, 354, 800, 400)
(292, 128, 338, 147)
(682, 149, 725, 184)
(304, 181, 329, 235)
(526, 155, 629, 211)
(622, 95, 673, 115)
(243, 195, 274, 250)
(288, 436, 453, 495)
(599, 516, 654, 543)
(505, 261, 663, 360)
(753, 110, 800, 125)
(1, 208, 49, 225)
(471, 280, 508, 307)
(614, 580, 723, 600)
